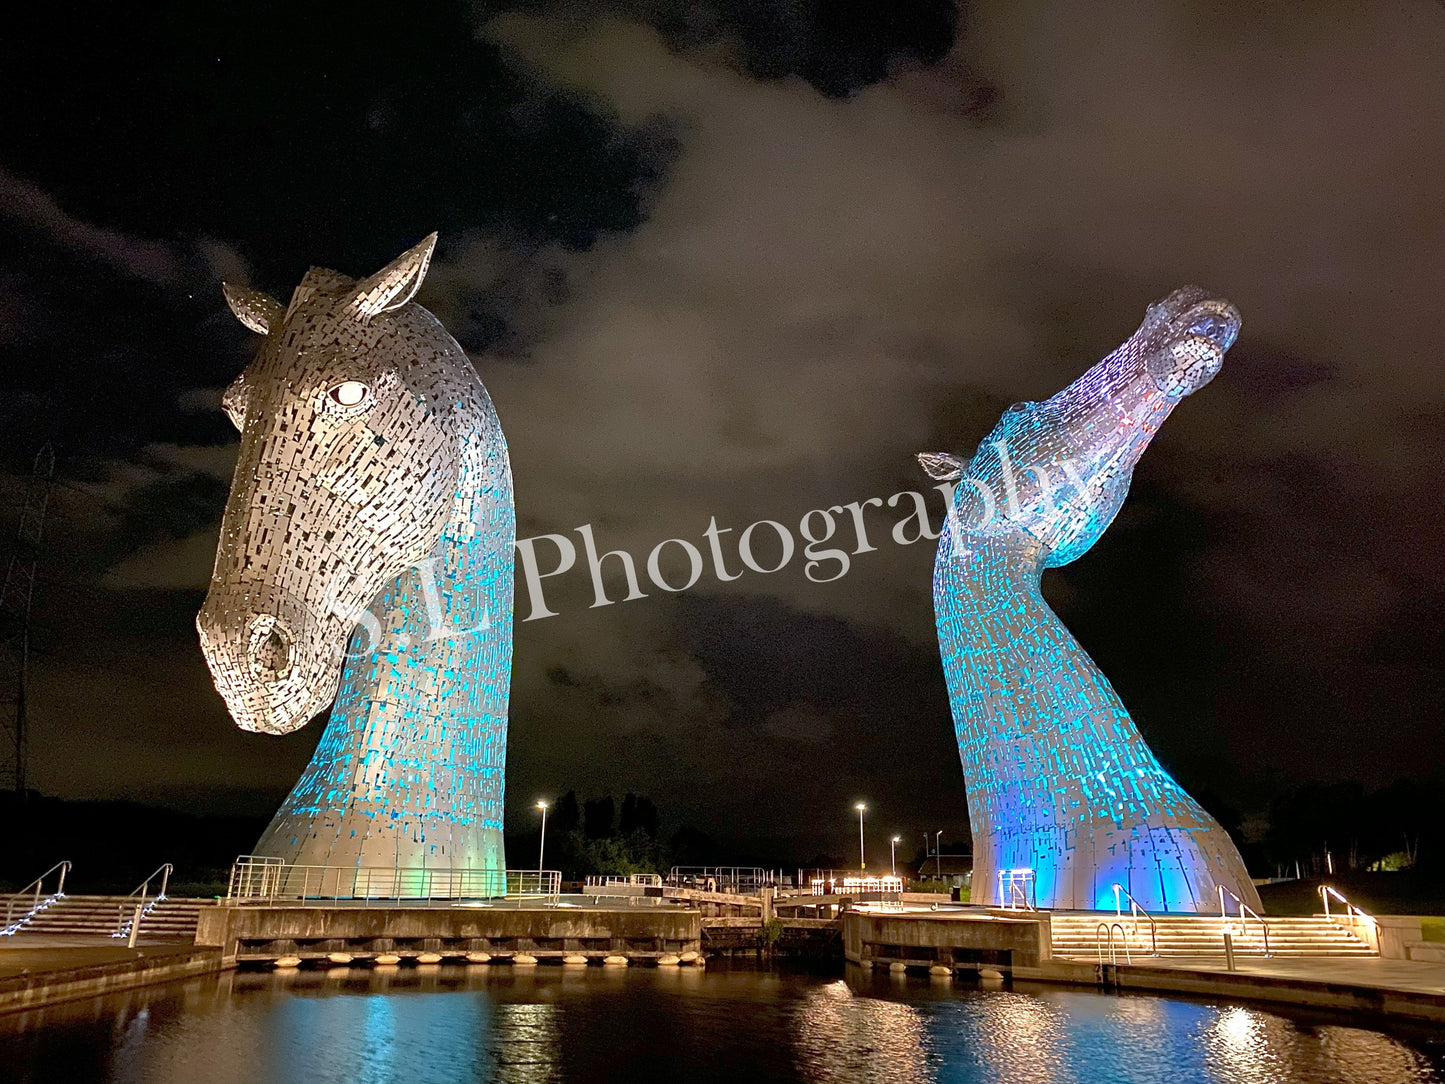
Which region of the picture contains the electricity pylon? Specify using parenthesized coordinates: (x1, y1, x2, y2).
(0, 444, 55, 795)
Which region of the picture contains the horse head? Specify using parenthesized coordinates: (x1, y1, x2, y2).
(197, 234, 477, 735)
(920, 286, 1240, 567)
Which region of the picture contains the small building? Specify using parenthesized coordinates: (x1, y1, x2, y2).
(915, 855, 972, 892)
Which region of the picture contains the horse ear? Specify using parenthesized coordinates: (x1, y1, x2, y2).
(221, 371, 250, 432)
(222, 282, 284, 335)
(349, 233, 438, 319)
(916, 451, 966, 482)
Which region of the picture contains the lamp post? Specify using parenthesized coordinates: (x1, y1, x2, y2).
(890, 835, 901, 877)
(536, 800, 549, 873)
(855, 803, 867, 870)
(935, 830, 943, 878)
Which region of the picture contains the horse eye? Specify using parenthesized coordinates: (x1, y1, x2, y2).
(328, 381, 370, 407)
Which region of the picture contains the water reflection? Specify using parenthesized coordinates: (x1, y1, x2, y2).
(1204, 1004, 1282, 1083)
(793, 978, 931, 1081)
(0, 966, 1439, 1084)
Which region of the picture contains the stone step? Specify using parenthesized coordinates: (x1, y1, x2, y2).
(1051, 934, 1370, 942)
(13, 896, 209, 939)
(1052, 943, 1371, 950)
(1048, 913, 1375, 958)
(1052, 937, 1357, 942)
(1051, 948, 1375, 959)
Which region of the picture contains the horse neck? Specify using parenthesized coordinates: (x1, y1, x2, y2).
(935, 521, 1085, 749)
(935, 521, 1048, 616)
(350, 398, 512, 712)
(252, 391, 514, 870)
(935, 516, 1164, 784)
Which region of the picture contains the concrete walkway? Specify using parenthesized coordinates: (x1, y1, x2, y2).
(0, 936, 200, 982)
(0, 934, 223, 1013)
(1133, 954, 1444, 996)
(1038, 952, 1444, 1022)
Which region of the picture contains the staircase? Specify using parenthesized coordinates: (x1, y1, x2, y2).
(2, 891, 64, 936)
(1050, 912, 1376, 959)
(15, 895, 209, 942)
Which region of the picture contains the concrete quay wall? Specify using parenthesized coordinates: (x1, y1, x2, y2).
(0, 947, 224, 1015)
(843, 910, 1049, 971)
(196, 905, 702, 962)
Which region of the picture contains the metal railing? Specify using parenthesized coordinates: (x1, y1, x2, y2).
(584, 874, 662, 888)
(1096, 921, 1132, 965)
(112, 863, 173, 943)
(667, 867, 771, 893)
(1218, 884, 1271, 957)
(793, 869, 857, 893)
(2, 861, 70, 936)
(1111, 883, 1158, 956)
(998, 868, 1037, 910)
(226, 857, 561, 905)
(1319, 884, 1378, 949)
(1319, 884, 1373, 923)
(840, 875, 904, 893)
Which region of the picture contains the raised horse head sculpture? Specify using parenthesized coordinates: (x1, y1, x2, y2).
(921, 286, 1259, 913)
(198, 235, 515, 874)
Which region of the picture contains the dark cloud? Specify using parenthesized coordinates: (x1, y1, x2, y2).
(482, 0, 963, 97)
(0, 1, 676, 288)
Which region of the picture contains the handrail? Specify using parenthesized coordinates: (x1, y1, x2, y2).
(2, 860, 71, 936)
(130, 862, 173, 902)
(1319, 884, 1377, 951)
(1111, 883, 1159, 956)
(1218, 884, 1271, 958)
(1319, 884, 1373, 923)
(1095, 921, 1132, 966)
(112, 863, 174, 940)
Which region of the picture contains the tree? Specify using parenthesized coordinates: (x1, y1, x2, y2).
(553, 791, 580, 835)
(620, 793, 659, 837)
(583, 795, 615, 840)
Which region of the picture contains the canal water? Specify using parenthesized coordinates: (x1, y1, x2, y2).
(1, 964, 1441, 1083)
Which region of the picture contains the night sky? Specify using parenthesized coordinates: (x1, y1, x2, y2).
(0, 1, 1440, 863)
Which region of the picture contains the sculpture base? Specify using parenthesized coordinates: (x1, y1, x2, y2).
(251, 810, 506, 885)
(970, 809, 1262, 913)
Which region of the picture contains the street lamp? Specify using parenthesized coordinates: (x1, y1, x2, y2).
(536, 800, 549, 873)
(855, 803, 867, 870)
(935, 830, 943, 878)
(890, 835, 901, 877)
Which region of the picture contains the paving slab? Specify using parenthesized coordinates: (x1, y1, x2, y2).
(0, 938, 202, 983)
(1127, 954, 1444, 995)
(1039, 952, 1444, 1022)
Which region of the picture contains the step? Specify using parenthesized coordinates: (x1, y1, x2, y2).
(11, 895, 209, 940)
(1048, 913, 1375, 958)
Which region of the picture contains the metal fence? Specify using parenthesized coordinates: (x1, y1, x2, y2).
(667, 866, 773, 893)
(226, 856, 561, 905)
(811, 875, 905, 896)
(583, 874, 662, 888)
(997, 867, 1038, 910)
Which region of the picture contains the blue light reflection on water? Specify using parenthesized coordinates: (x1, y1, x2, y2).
(2, 968, 1440, 1084)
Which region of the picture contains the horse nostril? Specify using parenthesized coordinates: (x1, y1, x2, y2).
(1147, 334, 1224, 399)
(245, 613, 294, 682)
